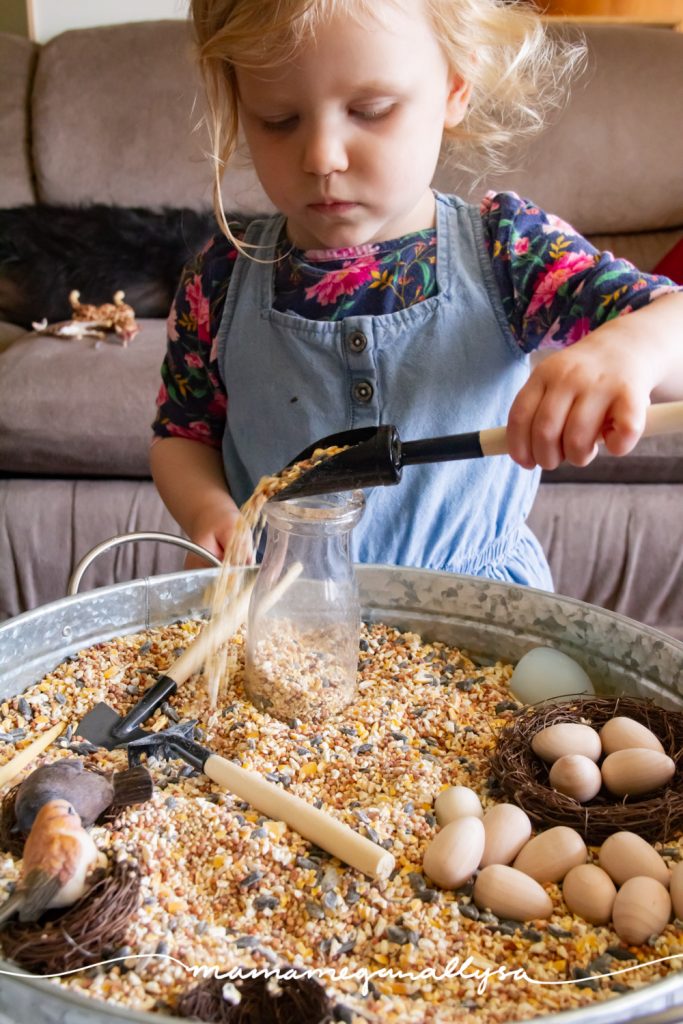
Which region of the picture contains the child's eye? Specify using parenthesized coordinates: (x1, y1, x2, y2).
(261, 116, 298, 132)
(352, 104, 395, 122)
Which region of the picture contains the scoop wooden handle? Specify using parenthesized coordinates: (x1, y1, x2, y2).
(204, 752, 395, 880)
(641, 400, 683, 437)
(479, 400, 683, 457)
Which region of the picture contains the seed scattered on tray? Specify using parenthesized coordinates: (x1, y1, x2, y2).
(0, 619, 681, 1023)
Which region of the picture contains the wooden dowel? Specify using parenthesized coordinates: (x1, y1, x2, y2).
(205, 753, 395, 880)
(0, 721, 66, 789)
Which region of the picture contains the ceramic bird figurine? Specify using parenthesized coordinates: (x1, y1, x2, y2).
(0, 799, 102, 924)
(14, 759, 114, 833)
(12, 759, 154, 836)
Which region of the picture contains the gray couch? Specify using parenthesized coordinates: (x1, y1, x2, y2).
(1, 20, 682, 635)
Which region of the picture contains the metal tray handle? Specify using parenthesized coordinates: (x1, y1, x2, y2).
(67, 531, 222, 596)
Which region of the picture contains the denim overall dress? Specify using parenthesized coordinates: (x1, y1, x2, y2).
(217, 192, 552, 589)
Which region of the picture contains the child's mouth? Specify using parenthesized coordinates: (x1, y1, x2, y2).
(308, 201, 357, 214)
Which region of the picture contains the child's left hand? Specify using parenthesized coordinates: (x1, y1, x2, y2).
(506, 292, 683, 470)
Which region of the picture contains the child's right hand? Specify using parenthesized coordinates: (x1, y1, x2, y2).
(184, 503, 254, 570)
(506, 292, 683, 471)
(149, 438, 253, 570)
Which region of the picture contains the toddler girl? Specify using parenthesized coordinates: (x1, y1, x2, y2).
(151, 0, 683, 588)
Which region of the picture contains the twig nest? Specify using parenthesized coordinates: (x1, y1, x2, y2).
(488, 695, 683, 843)
(176, 972, 333, 1024)
(0, 859, 140, 974)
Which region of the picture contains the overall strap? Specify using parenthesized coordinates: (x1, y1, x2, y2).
(217, 214, 286, 369)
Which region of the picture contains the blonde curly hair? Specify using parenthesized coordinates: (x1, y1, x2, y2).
(190, 0, 585, 243)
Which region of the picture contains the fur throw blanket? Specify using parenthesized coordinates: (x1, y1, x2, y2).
(0, 204, 219, 328)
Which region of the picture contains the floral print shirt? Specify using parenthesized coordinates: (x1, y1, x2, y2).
(153, 192, 679, 447)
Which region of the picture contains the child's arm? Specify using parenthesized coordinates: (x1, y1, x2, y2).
(506, 290, 683, 470)
(150, 232, 247, 566)
(150, 437, 246, 569)
(481, 192, 683, 471)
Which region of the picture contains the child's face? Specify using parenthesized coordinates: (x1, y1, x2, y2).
(235, 0, 469, 250)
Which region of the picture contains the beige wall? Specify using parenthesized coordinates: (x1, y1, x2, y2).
(0, 1, 188, 41)
(28, 1, 188, 42)
(0, 0, 29, 36)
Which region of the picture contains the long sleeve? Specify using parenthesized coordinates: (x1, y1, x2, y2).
(152, 233, 238, 447)
(481, 191, 681, 353)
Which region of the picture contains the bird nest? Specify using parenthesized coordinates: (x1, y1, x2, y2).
(0, 858, 141, 974)
(177, 973, 334, 1024)
(488, 695, 683, 844)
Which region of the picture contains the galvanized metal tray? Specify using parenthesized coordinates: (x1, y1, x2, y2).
(0, 564, 681, 1024)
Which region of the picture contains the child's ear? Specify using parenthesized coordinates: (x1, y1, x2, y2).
(444, 75, 471, 129)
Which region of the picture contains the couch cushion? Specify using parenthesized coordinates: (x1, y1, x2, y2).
(31, 21, 271, 212)
(543, 433, 683, 486)
(0, 314, 679, 483)
(0, 34, 36, 206)
(0, 320, 168, 477)
(529, 482, 683, 640)
(0, 477, 185, 620)
(584, 229, 683, 275)
(0, 321, 26, 354)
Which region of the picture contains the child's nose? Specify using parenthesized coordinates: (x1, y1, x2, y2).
(301, 121, 348, 177)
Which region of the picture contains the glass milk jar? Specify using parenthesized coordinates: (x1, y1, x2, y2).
(244, 490, 365, 723)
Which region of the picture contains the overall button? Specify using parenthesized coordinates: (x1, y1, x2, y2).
(347, 330, 367, 353)
(352, 380, 374, 403)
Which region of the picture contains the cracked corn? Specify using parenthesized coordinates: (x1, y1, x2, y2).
(0, 619, 681, 1023)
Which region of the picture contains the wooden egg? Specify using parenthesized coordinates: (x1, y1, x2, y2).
(434, 785, 483, 826)
(562, 864, 616, 925)
(601, 749, 675, 797)
(531, 723, 602, 764)
(422, 816, 485, 890)
(599, 716, 665, 756)
(598, 832, 671, 888)
(480, 803, 532, 867)
(473, 864, 553, 922)
(549, 754, 603, 803)
(509, 647, 594, 705)
(671, 862, 683, 921)
(612, 876, 672, 945)
(513, 826, 587, 883)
